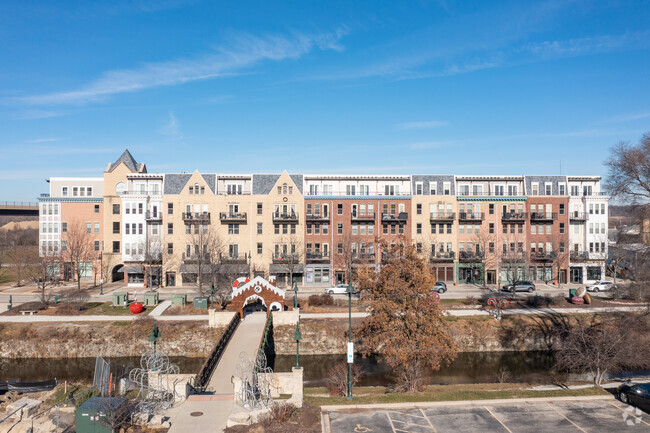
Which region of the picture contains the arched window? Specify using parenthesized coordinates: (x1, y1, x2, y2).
(115, 182, 126, 195)
(282, 183, 288, 194)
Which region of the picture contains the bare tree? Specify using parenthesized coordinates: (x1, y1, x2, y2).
(605, 133, 650, 203)
(187, 223, 225, 295)
(554, 314, 650, 386)
(27, 253, 60, 303)
(473, 231, 498, 287)
(544, 231, 569, 287)
(135, 235, 164, 289)
(333, 232, 357, 284)
(271, 234, 304, 287)
(0, 228, 37, 286)
(62, 220, 95, 292)
(500, 231, 530, 295)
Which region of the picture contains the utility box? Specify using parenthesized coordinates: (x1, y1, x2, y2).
(144, 291, 159, 306)
(112, 292, 128, 307)
(171, 294, 187, 307)
(569, 289, 577, 298)
(193, 297, 208, 310)
(76, 397, 127, 433)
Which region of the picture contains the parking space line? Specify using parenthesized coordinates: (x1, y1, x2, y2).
(483, 406, 513, 433)
(607, 401, 650, 427)
(419, 408, 437, 433)
(385, 411, 409, 433)
(388, 410, 427, 419)
(545, 403, 587, 432)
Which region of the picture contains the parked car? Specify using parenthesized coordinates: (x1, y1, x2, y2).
(324, 284, 354, 295)
(586, 281, 616, 292)
(500, 281, 536, 293)
(433, 282, 448, 293)
(618, 382, 650, 412)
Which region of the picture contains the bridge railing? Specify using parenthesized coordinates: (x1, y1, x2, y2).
(194, 313, 240, 392)
(0, 201, 38, 208)
(256, 312, 274, 371)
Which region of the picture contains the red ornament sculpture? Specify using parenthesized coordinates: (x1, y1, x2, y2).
(130, 302, 144, 314)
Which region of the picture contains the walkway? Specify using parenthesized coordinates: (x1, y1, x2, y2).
(167, 312, 268, 433)
(149, 300, 171, 317)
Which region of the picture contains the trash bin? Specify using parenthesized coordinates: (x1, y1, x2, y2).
(112, 292, 128, 307)
(144, 291, 159, 306)
(193, 297, 208, 310)
(171, 294, 186, 307)
(569, 289, 577, 298)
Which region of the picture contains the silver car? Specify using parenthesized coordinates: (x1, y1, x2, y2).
(586, 281, 616, 292)
(324, 284, 353, 295)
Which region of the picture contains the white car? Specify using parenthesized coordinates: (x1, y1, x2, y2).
(324, 284, 354, 295)
(586, 281, 616, 292)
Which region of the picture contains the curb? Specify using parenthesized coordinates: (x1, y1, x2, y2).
(319, 394, 614, 412)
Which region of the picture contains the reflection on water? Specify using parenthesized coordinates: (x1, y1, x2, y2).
(0, 357, 204, 382)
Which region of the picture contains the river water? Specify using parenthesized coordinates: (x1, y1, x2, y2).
(1, 352, 646, 386)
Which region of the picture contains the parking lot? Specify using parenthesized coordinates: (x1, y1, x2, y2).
(326, 398, 650, 433)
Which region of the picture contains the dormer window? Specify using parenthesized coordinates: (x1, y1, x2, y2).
(189, 186, 194, 194)
(282, 183, 288, 194)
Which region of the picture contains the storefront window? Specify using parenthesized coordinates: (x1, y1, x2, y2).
(587, 266, 601, 281)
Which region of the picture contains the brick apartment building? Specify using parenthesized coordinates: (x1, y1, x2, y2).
(39, 150, 609, 288)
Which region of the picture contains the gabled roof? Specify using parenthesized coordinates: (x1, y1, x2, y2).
(106, 149, 146, 173)
(252, 172, 303, 195)
(163, 172, 216, 195)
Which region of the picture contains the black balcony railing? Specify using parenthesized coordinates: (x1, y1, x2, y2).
(182, 252, 210, 262)
(530, 251, 556, 262)
(530, 212, 557, 221)
(272, 212, 299, 223)
(353, 252, 376, 262)
(351, 212, 375, 221)
(145, 211, 162, 221)
(429, 251, 455, 262)
(429, 212, 455, 222)
(502, 212, 528, 221)
(569, 212, 587, 221)
(458, 212, 485, 222)
(220, 254, 248, 264)
(272, 253, 300, 263)
(219, 212, 247, 223)
(182, 212, 211, 223)
(306, 251, 330, 262)
(380, 212, 408, 222)
(458, 251, 484, 262)
(306, 213, 330, 221)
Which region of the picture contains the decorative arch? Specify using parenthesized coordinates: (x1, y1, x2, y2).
(111, 264, 125, 282)
(231, 276, 286, 318)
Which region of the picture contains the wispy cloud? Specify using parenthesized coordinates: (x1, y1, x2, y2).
(605, 111, 650, 123)
(522, 31, 650, 59)
(159, 112, 183, 140)
(15, 28, 348, 106)
(408, 140, 455, 150)
(397, 120, 449, 130)
(26, 137, 63, 144)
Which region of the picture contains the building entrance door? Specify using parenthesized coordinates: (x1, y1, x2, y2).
(570, 267, 582, 284)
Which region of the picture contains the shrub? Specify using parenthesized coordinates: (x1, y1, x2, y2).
(308, 294, 322, 306)
(464, 296, 477, 306)
(308, 294, 334, 307)
(269, 402, 297, 423)
(550, 294, 567, 306)
(527, 295, 552, 308)
(59, 289, 90, 304)
(54, 303, 81, 316)
(325, 362, 363, 397)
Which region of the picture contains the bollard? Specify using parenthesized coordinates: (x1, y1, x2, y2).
(54, 296, 59, 304)
(8, 295, 12, 310)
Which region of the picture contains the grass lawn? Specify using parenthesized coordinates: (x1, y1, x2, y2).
(304, 383, 610, 406)
(83, 301, 145, 316)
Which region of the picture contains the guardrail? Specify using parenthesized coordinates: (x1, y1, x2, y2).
(257, 312, 274, 369)
(194, 313, 240, 392)
(0, 201, 38, 207)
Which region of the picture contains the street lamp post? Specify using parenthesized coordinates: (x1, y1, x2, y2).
(294, 321, 302, 369)
(345, 279, 355, 400)
(292, 282, 298, 309)
(148, 320, 161, 368)
(209, 283, 215, 309)
(99, 253, 103, 296)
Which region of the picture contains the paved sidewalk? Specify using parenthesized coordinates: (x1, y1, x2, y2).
(149, 300, 172, 317)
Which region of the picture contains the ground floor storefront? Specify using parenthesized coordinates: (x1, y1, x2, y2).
(570, 262, 605, 284)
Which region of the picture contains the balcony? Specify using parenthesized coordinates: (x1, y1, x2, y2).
(145, 211, 162, 222)
(380, 212, 408, 222)
(306, 251, 330, 262)
(458, 251, 484, 262)
(182, 252, 210, 262)
(182, 212, 211, 223)
(429, 212, 455, 222)
(501, 251, 528, 262)
(272, 253, 301, 264)
(569, 212, 587, 222)
(353, 252, 376, 263)
(429, 251, 455, 262)
(570, 251, 606, 261)
(220, 254, 248, 264)
(351, 212, 375, 222)
(530, 212, 557, 222)
(272, 212, 299, 223)
(502, 212, 528, 222)
(306, 213, 330, 222)
(219, 212, 247, 223)
(530, 251, 556, 262)
(458, 212, 485, 222)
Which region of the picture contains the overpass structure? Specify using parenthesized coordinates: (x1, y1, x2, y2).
(0, 202, 38, 216)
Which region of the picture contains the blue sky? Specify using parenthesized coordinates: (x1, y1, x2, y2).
(1, 0, 649, 201)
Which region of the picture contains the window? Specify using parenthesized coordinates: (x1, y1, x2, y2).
(430, 183, 437, 195)
(545, 184, 552, 195)
(531, 183, 539, 195)
(93, 222, 99, 233)
(559, 184, 566, 195)
(489, 223, 494, 234)
(113, 222, 120, 234)
(560, 223, 565, 234)
(446, 224, 452, 234)
(503, 224, 507, 234)
(459, 224, 465, 234)
(167, 223, 173, 235)
(167, 203, 173, 214)
(518, 224, 523, 234)
(489, 242, 495, 253)
(531, 224, 536, 235)
(186, 224, 191, 235)
(62, 222, 67, 233)
(228, 224, 239, 235)
(368, 223, 374, 235)
(352, 223, 358, 235)
(323, 223, 329, 234)
(559, 204, 565, 215)
(307, 223, 312, 235)
(443, 182, 451, 195)
(571, 185, 579, 196)
(416, 223, 422, 234)
(546, 223, 551, 234)
(112, 241, 120, 253)
(113, 204, 120, 214)
(257, 243, 263, 255)
(431, 224, 436, 234)
(415, 182, 423, 195)
(165, 243, 172, 254)
(489, 203, 494, 215)
(62, 187, 68, 196)
(94, 204, 100, 214)
(337, 203, 343, 215)
(94, 240, 100, 251)
(346, 185, 356, 196)
(416, 203, 422, 215)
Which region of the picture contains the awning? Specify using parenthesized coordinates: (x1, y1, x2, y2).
(269, 264, 304, 274)
(179, 264, 250, 274)
(123, 266, 141, 274)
